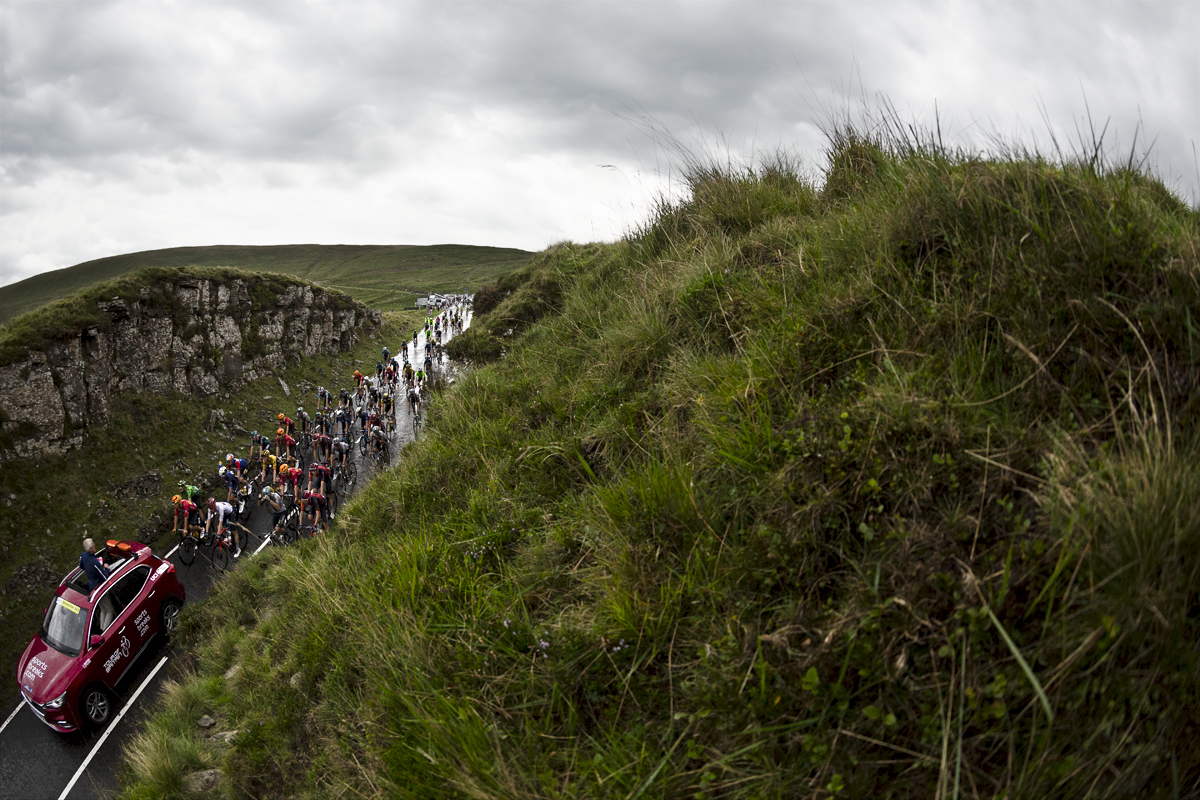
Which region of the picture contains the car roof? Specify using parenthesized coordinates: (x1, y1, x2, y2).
(59, 540, 155, 605)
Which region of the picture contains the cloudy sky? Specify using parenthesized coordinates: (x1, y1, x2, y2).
(1, 1, 1197, 288)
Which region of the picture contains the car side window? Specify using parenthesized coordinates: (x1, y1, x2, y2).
(112, 566, 150, 610)
(91, 594, 117, 635)
(89, 566, 150, 635)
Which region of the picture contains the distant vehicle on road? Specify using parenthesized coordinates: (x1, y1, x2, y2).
(16, 540, 185, 732)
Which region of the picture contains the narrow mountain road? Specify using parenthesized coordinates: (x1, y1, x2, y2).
(0, 305, 470, 799)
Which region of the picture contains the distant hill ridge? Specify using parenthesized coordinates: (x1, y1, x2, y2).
(0, 243, 533, 325)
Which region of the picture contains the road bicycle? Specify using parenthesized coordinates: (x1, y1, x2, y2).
(209, 524, 240, 571)
(333, 460, 357, 493)
(176, 522, 204, 566)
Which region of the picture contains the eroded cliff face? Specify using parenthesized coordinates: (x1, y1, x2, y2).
(0, 277, 380, 460)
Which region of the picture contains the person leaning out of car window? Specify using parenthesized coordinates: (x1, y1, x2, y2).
(79, 538, 110, 593)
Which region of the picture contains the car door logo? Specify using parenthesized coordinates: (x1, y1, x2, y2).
(104, 635, 132, 674)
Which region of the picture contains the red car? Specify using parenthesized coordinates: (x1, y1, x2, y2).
(17, 540, 185, 732)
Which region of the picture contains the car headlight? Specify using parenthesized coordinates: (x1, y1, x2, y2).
(45, 691, 67, 709)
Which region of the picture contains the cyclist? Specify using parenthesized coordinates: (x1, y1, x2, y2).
(281, 460, 304, 502)
(313, 430, 332, 465)
(172, 494, 202, 538)
(259, 450, 280, 487)
(369, 424, 388, 458)
(278, 412, 295, 437)
(335, 406, 351, 437)
(375, 360, 385, 380)
(356, 406, 369, 434)
(382, 346, 390, 363)
(367, 383, 380, 410)
(332, 435, 353, 471)
(206, 497, 241, 558)
(423, 352, 433, 377)
(177, 480, 202, 503)
(301, 490, 329, 534)
(309, 461, 332, 495)
(317, 386, 332, 412)
(367, 408, 381, 433)
(380, 391, 394, 423)
(415, 367, 426, 389)
(295, 406, 310, 435)
(219, 465, 242, 505)
(258, 485, 288, 542)
(403, 361, 414, 387)
(339, 387, 351, 409)
(250, 430, 271, 460)
(276, 427, 297, 460)
(407, 386, 421, 417)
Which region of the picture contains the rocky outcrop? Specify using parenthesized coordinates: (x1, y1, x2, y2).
(0, 277, 380, 460)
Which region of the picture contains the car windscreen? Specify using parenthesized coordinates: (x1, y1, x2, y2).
(40, 596, 87, 657)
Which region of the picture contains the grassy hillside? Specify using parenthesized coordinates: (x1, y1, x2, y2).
(121, 130, 1198, 799)
(0, 243, 532, 324)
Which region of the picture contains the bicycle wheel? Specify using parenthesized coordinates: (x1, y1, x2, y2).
(282, 525, 297, 545)
(212, 541, 230, 572)
(178, 535, 196, 566)
(343, 462, 357, 490)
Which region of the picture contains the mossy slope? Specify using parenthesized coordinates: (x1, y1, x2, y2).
(122, 133, 1199, 799)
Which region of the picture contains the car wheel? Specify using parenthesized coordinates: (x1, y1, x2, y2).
(160, 598, 182, 636)
(82, 685, 111, 728)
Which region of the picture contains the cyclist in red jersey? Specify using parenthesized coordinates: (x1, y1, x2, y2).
(171, 494, 201, 537)
(282, 462, 305, 501)
(276, 427, 296, 460)
(301, 490, 329, 534)
(308, 461, 332, 495)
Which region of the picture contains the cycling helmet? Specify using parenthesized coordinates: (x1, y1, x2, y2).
(251, 430, 258, 438)
(171, 494, 181, 504)
(207, 498, 216, 508)
(277, 427, 285, 435)
(219, 466, 227, 476)
(302, 490, 313, 500)
(225, 453, 234, 462)
(356, 407, 363, 414)
(260, 485, 272, 497)
(278, 413, 285, 420)
(297, 406, 304, 413)
(177, 480, 186, 487)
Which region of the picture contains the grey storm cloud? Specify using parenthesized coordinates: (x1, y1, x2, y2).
(1, 0, 1197, 285)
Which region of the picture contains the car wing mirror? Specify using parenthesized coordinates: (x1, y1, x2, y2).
(89, 635, 105, 650)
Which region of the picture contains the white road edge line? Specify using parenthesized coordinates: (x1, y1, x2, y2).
(163, 543, 180, 561)
(253, 533, 271, 556)
(57, 655, 169, 800)
(0, 700, 23, 736)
